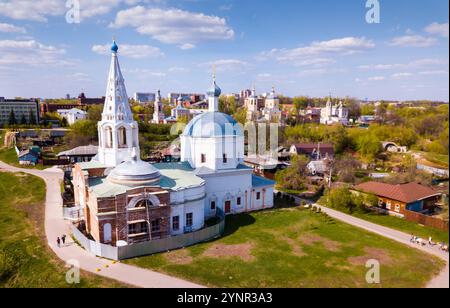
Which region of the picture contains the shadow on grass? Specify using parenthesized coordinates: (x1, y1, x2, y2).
(222, 214, 256, 237)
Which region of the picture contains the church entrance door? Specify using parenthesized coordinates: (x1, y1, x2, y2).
(225, 201, 231, 214)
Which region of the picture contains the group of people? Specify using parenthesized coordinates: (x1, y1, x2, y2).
(56, 234, 67, 248)
(410, 234, 449, 252)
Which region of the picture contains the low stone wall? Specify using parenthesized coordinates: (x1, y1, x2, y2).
(71, 217, 225, 261)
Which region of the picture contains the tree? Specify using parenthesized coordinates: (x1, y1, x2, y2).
(64, 119, 98, 148)
(87, 105, 103, 122)
(275, 155, 309, 193)
(28, 109, 37, 125)
(293, 96, 309, 113)
(20, 113, 27, 125)
(356, 133, 381, 161)
(345, 98, 361, 120)
(319, 187, 364, 213)
(334, 154, 362, 183)
(233, 107, 247, 125)
(360, 104, 375, 116)
(8, 109, 16, 126)
(61, 117, 68, 127)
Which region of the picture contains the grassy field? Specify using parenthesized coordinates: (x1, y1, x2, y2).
(424, 152, 449, 168)
(351, 211, 449, 243)
(125, 205, 445, 288)
(0, 171, 126, 288)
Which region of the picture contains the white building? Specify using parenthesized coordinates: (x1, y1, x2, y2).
(320, 96, 349, 125)
(181, 76, 274, 217)
(57, 108, 87, 125)
(245, 88, 263, 121)
(261, 87, 282, 123)
(152, 90, 165, 124)
(133, 92, 155, 104)
(72, 41, 274, 249)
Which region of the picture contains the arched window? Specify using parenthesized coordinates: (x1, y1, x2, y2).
(105, 127, 113, 148)
(103, 223, 112, 243)
(118, 127, 127, 148)
(135, 199, 154, 208)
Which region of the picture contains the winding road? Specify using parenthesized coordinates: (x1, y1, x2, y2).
(1, 160, 448, 288)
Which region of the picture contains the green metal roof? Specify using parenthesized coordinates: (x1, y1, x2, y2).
(87, 162, 204, 198)
(78, 160, 108, 170)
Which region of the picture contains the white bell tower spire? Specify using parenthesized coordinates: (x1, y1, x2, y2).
(94, 40, 140, 167)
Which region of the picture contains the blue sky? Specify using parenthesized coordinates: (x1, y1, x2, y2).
(0, 0, 448, 101)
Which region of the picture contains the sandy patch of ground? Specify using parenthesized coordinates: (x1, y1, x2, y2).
(281, 236, 307, 257)
(203, 243, 255, 261)
(165, 249, 193, 265)
(300, 233, 342, 252)
(348, 247, 393, 266)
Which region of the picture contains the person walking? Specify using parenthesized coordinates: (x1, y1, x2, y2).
(61, 234, 66, 245)
(410, 234, 415, 243)
(57, 237, 61, 248)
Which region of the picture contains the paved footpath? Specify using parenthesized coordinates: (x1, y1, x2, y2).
(0, 161, 203, 288)
(315, 205, 449, 288)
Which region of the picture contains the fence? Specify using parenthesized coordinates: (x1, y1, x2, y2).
(71, 224, 118, 260)
(404, 210, 449, 231)
(71, 217, 226, 261)
(63, 206, 84, 221)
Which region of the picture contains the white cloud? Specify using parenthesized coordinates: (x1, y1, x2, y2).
(200, 59, 247, 72)
(419, 70, 449, 76)
(0, 0, 147, 22)
(179, 43, 196, 50)
(358, 64, 401, 70)
(0, 22, 26, 33)
(409, 58, 448, 67)
(358, 58, 449, 72)
(219, 4, 233, 11)
(368, 76, 385, 81)
(424, 22, 449, 38)
(0, 39, 71, 67)
(168, 67, 189, 73)
(92, 43, 164, 58)
(123, 68, 167, 77)
(257, 73, 272, 78)
(391, 72, 413, 79)
(0, 0, 64, 22)
(259, 37, 374, 65)
(388, 35, 438, 47)
(71, 72, 91, 81)
(111, 6, 235, 46)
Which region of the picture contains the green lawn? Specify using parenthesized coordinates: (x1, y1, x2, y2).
(0, 172, 126, 288)
(423, 152, 449, 168)
(352, 211, 449, 243)
(125, 206, 444, 288)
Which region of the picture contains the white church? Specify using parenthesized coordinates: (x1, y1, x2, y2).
(71, 41, 275, 248)
(320, 95, 349, 125)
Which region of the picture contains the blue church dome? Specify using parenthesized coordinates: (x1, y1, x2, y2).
(206, 81, 221, 97)
(111, 40, 119, 53)
(183, 112, 243, 138)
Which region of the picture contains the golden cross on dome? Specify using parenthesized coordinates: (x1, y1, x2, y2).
(212, 64, 216, 81)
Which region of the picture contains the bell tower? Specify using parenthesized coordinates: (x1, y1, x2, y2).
(95, 40, 140, 167)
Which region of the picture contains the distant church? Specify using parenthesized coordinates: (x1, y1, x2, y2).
(72, 41, 274, 247)
(320, 96, 349, 125)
